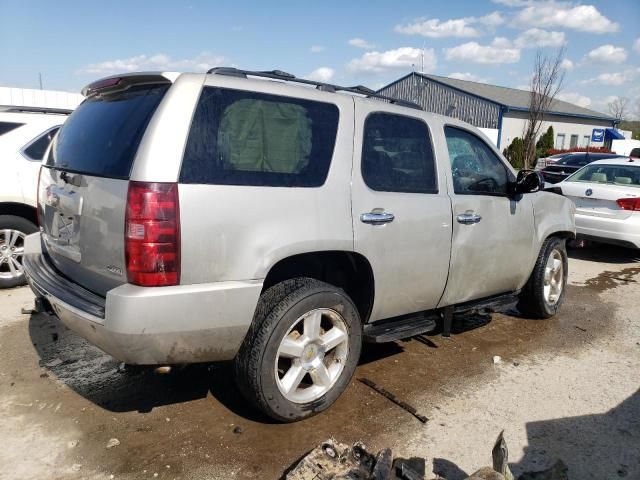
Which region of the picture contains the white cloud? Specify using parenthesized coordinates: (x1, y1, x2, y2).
(556, 91, 592, 108)
(348, 38, 376, 49)
(347, 47, 436, 73)
(585, 45, 627, 64)
(514, 28, 566, 48)
(513, 3, 618, 34)
(78, 52, 225, 75)
(491, 0, 532, 6)
(448, 72, 488, 82)
(306, 67, 335, 82)
(581, 72, 633, 86)
(560, 58, 574, 71)
(394, 12, 503, 38)
(310, 45, 325, 53)
(634, 38, 640, 54)
(444, 38, 520, 64)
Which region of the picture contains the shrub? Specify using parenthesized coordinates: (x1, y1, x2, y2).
(536, 126, 554, 159)
(504, 137, 525, 169)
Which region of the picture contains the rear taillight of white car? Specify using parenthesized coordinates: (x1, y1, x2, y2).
(36, 166, 43, 227)
(616, 197, 640, 211)
(125, 182, 180, 287)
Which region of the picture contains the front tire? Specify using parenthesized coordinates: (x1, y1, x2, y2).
(0, 215, 37, 289)
(518, 236, 568, 318)
(234, 278, 362, 422)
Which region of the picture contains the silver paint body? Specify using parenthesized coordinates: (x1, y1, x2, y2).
(23, 72, 575, 364)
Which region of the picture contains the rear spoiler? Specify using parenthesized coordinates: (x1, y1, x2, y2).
(81, 72, 181, 98)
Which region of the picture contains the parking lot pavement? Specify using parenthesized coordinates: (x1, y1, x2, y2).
(0, 245, 638, 480)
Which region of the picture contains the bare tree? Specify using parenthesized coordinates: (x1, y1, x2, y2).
(522, 48, 565, 169)
(608, 96, 629, 121)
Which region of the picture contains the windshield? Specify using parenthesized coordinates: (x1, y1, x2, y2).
(46, 84, 168, 179)
(566, 164, 640, 187)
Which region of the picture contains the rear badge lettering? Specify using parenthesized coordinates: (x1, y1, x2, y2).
(107, 265, 123, 276)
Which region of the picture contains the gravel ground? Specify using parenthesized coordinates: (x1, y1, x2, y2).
(0, 244, 638, 480)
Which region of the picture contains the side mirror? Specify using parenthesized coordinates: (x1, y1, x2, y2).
(510, 169, 544, 196)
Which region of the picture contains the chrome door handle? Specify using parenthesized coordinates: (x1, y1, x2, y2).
(360, 212, 395, 225)
(456, 212, 482, 225)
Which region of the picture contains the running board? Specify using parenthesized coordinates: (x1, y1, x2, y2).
(363, 312, 437, 343)
(452, 291, 520, 315)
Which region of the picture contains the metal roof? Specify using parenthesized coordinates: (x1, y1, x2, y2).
(384, 72, 616, 122)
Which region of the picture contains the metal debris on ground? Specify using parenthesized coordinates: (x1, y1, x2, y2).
(358, 378, 428, 424)
(285, 433, 569, 480)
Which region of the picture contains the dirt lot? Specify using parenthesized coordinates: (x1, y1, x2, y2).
(0, 245, 638, 480)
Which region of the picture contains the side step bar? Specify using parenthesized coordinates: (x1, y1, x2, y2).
(363, 291, 520, 343)
(363, 312, 438, 343)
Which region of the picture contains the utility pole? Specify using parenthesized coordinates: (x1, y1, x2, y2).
(38, 73, 43, 90)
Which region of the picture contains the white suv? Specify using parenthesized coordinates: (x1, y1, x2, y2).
(23, 69, 575, 421)
(0, 107, 69, 287)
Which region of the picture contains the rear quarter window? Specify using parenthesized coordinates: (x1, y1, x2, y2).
(180, 87, 339, 187)
(47, 84, 168, 179)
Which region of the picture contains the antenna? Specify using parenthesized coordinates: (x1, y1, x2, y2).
(421, 43, 425, 73)
(38, 73, 43, 90)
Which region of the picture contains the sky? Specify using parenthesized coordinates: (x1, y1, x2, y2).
(1, 0, 639, 117)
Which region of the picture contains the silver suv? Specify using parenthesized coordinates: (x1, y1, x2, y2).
(23, 69, 575, 422)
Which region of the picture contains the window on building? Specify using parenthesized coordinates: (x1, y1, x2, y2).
(555, 134, 565, 150)
(361, 113, 437, 194)
(580, 135, 590, 147)
(180, 87, 340, 187)
(445, 126, 509, 196)
(570, 134, 579, 148)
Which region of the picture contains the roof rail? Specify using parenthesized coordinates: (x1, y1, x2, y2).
(0, 105, 73, 115)
(206, 67, 423, 111)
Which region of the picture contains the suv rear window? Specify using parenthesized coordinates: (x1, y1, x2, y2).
(180, 87, 339, 187)
(47, 85, 168, 179)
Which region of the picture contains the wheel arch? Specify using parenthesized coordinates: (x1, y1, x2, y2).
(0, 202, 38, 226)
(262, 250, 375, 323)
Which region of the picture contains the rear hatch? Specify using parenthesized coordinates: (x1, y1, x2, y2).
(39, 77, 171, 296)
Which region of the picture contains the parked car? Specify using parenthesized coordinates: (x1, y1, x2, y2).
(534, 152, 572, 171)
(550, 158, 640, 249)
(22, 69, 575, 422)
(0, 107, 69, 288)
(541, 152, 625, 184)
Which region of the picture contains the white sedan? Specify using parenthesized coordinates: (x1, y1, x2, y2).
(553, 158, 640, 249)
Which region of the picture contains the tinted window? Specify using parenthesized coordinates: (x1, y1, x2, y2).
(180, 87, 339, 187)
(445, 126, 509, 195)
(23, 127, 59, 161)
(47, 85, 168, 179)
(361, 113, 436, 194)
(0, 121, 24, 136)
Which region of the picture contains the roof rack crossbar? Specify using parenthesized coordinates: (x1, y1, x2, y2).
(0, 105, 72, 115)
(206, 67, 423, 111)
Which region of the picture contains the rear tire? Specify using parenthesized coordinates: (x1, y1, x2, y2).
(234, 278, 362, 422)
(0, 215, 37, 289)
(518, 236, 568, 319)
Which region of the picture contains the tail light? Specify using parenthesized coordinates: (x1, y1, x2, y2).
(616, 197, 640, 211)
(125, 182, 180, 287)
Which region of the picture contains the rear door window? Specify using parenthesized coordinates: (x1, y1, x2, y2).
(0, 121, 24, 136)
(22, 127, 60, 161)
(47, 84, 168, 179)
(180, 87, 339, 187)
(361, 112, 437, 194)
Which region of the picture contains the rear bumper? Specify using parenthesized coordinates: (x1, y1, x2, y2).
(23, 234, 263, 364)
(575, 213, 640, 249)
